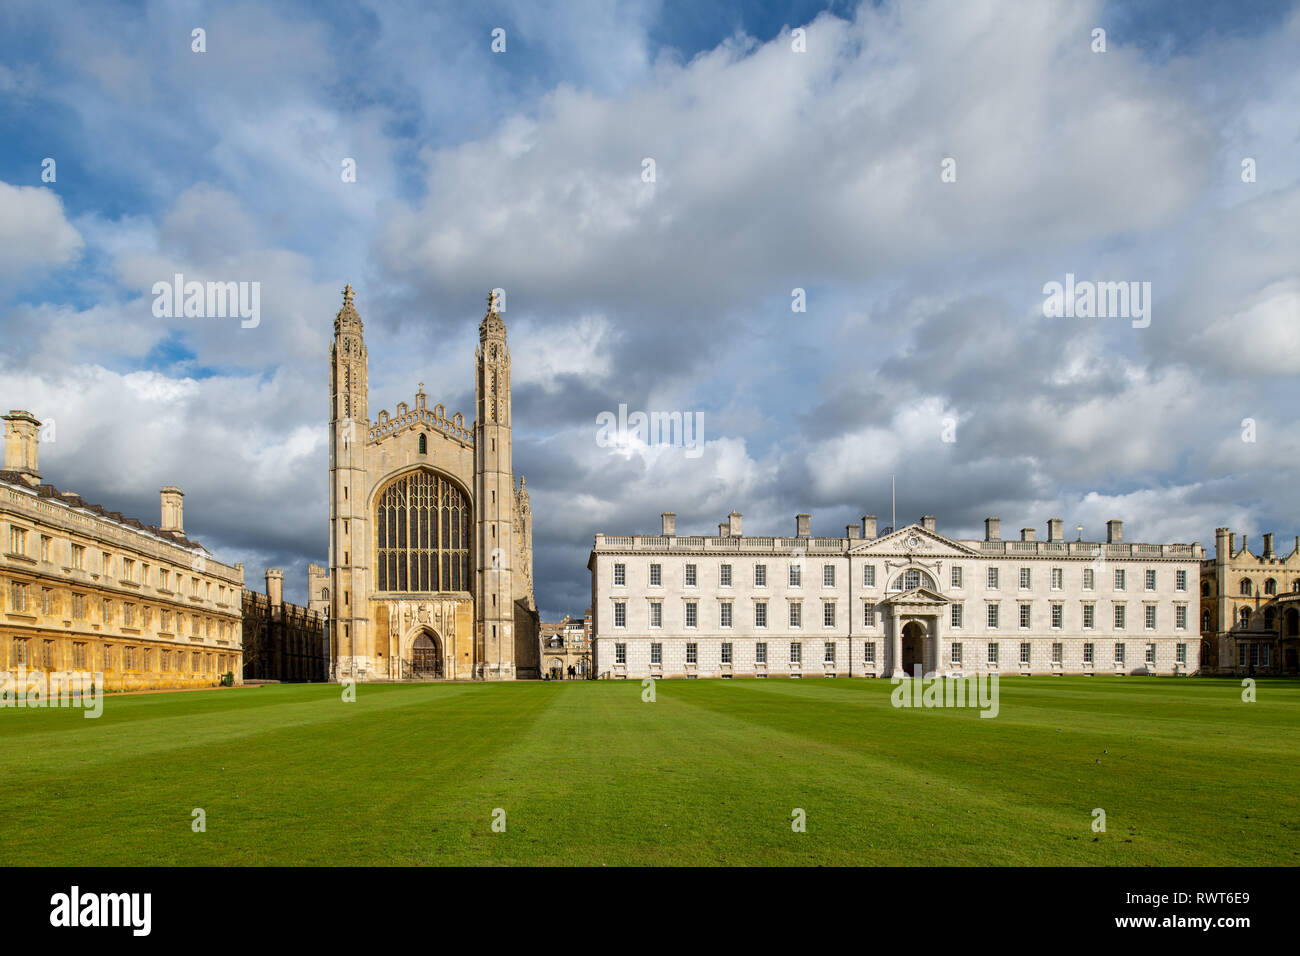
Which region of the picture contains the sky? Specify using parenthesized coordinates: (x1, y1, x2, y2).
(0, 0, 1297, 619)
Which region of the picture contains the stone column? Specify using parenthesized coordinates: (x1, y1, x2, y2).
(930, 613, 943, 676)
(888, 608, 903, 678)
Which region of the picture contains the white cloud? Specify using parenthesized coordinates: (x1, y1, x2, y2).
(511, 313, 615, 389)
(1180, 279, 1300, 375)
(0, 182, 83, 277)
(377, 1, 1214, 312)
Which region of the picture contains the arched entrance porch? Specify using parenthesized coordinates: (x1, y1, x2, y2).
(879, 584, 948, 678)
(404, 628, 444, 679)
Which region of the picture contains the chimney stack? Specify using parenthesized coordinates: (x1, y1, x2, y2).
(985, 517, 1000, 541)
(1020, 527, 1036, 542)
(160, 487, 185, 535)
(1047, 518, 1063, 542)
(846, 524, 860, 539)
(728, 511, 742, 537)
(1263, 533, 1275, 559)
(862, 515, 877, 539)
(3, 410, 41, 486)
(718, 522, 728, 537)
(1106, 519, 1123, 544)
(796, 513, 811, 538)
(661, 512, 676, 537)
(921, 515, 936, 532)
(1215, 527, 1230, 562)
(266, 568, 284, 610)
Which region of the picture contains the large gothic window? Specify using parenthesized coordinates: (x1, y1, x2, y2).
(376, 470, 471, 593)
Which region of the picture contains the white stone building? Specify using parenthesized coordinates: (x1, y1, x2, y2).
(589, 512, 1203, 679)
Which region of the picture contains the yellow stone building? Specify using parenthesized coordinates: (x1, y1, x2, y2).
(2, 410, 244, 691)
(540, 610, 592, 679)
(1201, 526, 1300, 674)
(328, 287, 540, 680)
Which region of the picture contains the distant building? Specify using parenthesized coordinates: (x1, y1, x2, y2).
(242, 569, 327, 682)
(307, 562, 330, 673)
(1201, 528, 1300, 674)
(2, 409, 244, 691)
(590, 511, 1203, 679)
(539, 613, 591, 678)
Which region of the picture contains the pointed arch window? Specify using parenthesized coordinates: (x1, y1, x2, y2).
(376, 470, 471, 593)
(418, 433, 427, 455)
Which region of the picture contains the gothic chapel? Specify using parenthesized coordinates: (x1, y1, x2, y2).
(329, 287, 540, 680)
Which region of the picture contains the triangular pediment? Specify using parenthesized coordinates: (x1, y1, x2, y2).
(850, 523, 982, 557)
(877, 585, 950, 607)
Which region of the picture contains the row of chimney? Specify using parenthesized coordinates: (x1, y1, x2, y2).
(669, 512, 888, 539)
(661, 510, 1127, 543)
(983, 516, 1122, 543)
(1215, 528, 1292, 560)
(6, 408, 186, 535)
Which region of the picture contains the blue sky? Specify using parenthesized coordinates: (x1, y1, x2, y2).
(1, 0, 1297, 617)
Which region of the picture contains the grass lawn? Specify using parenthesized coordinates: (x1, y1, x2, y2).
(1, 676, 1296, 866)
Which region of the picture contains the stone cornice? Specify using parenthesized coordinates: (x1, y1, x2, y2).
(590, 535, 1203, 561)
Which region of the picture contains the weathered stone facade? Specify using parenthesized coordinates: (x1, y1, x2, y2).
(307, 562, 330, 671)
(242, 568, 327, 682)
(1200, 527, 1300, 674)
(328, 288, 540, 681)
(2, 410, 243, 691)
(591, 511, 1203, 679)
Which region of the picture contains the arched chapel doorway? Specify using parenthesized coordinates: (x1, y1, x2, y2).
(410, 631, 443, 679)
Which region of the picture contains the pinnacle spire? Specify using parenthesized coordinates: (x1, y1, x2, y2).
(479, 287, 506, 339)
(335, 282, 363, 336)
